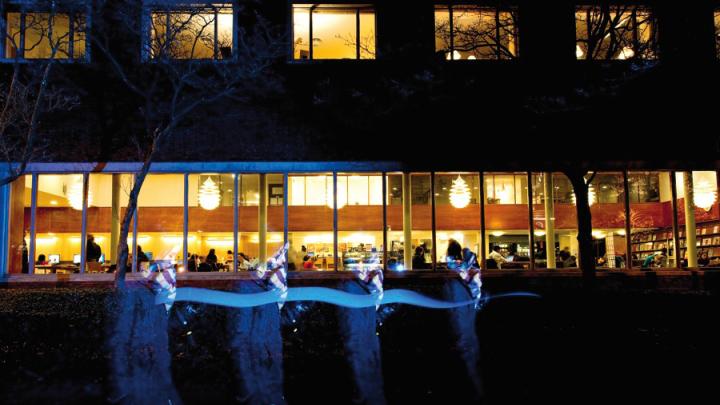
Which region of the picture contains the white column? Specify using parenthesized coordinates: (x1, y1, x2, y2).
(543, 172, 556, 269)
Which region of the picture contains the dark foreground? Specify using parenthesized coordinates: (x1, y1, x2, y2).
(0, 285, 718, 404)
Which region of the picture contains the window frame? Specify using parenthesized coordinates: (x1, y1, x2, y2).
(0, 1, 91, 63)
(434, 3, 520, 61)
(143, 2, 237, 61)
(575, 4, 658, 61)
(291, 3, 377, 61)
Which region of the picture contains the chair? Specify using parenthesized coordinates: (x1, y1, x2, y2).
(485, 258, 498, 269)
(86, 261, 103, 273)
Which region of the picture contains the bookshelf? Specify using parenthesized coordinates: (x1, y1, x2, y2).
(630, 219, 720, 262)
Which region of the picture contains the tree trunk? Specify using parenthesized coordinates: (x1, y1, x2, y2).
(226, 280, 286, 405)
(107, 288, 181, 404)
(336, 280, 386, 405)
(566, 171, 596, 290)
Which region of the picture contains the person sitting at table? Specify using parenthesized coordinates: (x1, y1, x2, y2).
(559, 249, 576, 268)
(412, 246, 430, 269)
(224, 250, 234, 263)
(187, 254, 198, 272)
(488, 246, 508, 269)
(303, 255, 318, 270)
(698, 251, 711, 267)
(86, 234, 102, 262)
(198, 261, 213, 272)
(36, 254, 49, 265)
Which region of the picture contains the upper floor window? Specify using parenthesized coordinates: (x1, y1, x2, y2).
(575, 5, 656, 60)
(292, 4, 376, 60)
(148, 3, 234, 60)
(715, 10, 720, 59)
(434, 5, 519, 60)
(2, 4, 87, 60)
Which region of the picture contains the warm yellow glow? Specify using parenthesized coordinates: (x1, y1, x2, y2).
(445, 50, 461, 60)
(303, 233, 334, 244)
(490, 231, 505, 237)
(616, 46, 635, 60)
(693, 173, 718, 211)
(340, 233, 376, 245)
(161, 235, 196, 244)
(616, 229, 627, 236)
(206, 237, 234, 247)
(67, 176, 91, 210)
(151, 8, 233, 59)
(198, 177, 221, 210)
(249, 234, 284, 244)
(50, 200, 58, 205)
(576, 44, 585, 58)
(592, 230, 606, 239)
(449, 175, 471, 208)
(36, 237, 58, 244)
(70, 236, 105, 243)
(572, 185, 596, 206)
(293, 6, 375, 60)
(534, 230, 546, 237)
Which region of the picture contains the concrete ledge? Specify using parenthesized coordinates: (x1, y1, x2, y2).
(0, 268, 714, 293)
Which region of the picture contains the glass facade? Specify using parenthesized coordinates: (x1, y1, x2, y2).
(628, 171, 674, 268)
(485, 172, 530, 269)
(5, 169, 720, 274)
(531, 173, 579, 269)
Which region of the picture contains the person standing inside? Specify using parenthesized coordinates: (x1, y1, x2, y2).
(86, 234, 102, 262)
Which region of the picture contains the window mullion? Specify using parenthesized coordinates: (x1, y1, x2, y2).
(69, 12, 75, 59)
(357, 9, 361, 59)
(449, 6, 454, 59)
(495, 9, 501, 59)
(308, 7, 313, 60)
(214, 8, 219, 60)
(19, 12, 26, 59)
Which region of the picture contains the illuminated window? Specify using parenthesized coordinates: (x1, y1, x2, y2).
(288, 174, 382, 206)
(485, 173, 527, 205)
(715, 10, 720, 59)
(293, 4, 376, 60)
(3, 9, 87, 60)
(575, 5, 656, 60)
(435, 5, 518, 60)
(149, 4, 234, 59)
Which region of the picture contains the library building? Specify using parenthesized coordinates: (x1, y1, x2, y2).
(1, 167, 717, 274)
